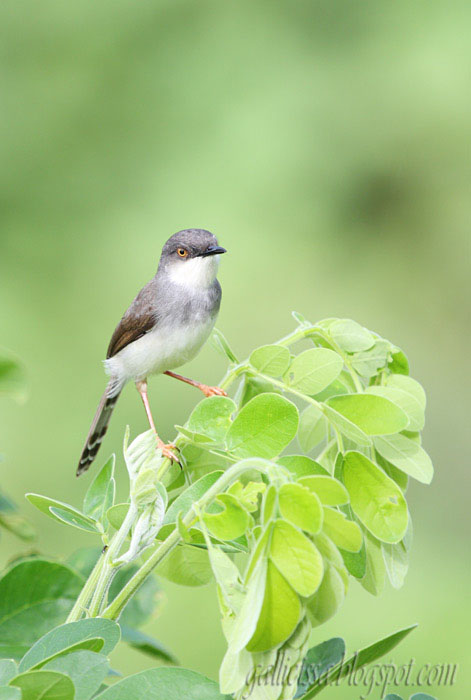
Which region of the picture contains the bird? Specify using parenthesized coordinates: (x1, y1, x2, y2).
(77, 228, 227, 476)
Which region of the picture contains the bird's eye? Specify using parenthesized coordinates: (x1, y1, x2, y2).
(177, 248, 188, 258)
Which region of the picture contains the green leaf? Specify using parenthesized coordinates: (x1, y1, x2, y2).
(330, 319, 374, 352)
(0, 514, 35, 542)
(285, 348, 343, 395)
(326, 394, 408, 435)
(361, 531, 386, 596)
(322, 508, 362, 552)
(298, 405, 327, 452)
(410, 695, 438, 700)
(44, 651, 109, 700)
(229, 557, 267, 652)
(301, 625, 417, 698)
(95, 667, 230, 699)
(296, 638, 345, 698)
(374, 434, 433, 484)
(0, 686, 20, 699)
(278, 456, 329, 478)
(49, 508, 101, 534)
(388, 349, 409, 375)
(120, 627, 177, 664)
(298, 476, 349, 506)
(340, 540, 367, 579)
(226, 393, 298, 459)
(187, 397, 236, 442)
(26, 494, 98, 530)
(211, 328, 239, 364)
(154, 543, 212, 587)
(269, 520, 323, 597)
(261, 486, 277, 526)
(351, 340, 391, 378)
(164, 471, 223, 525)
(306, 565, 346, 628)
(203, 494, 250, 541)
(9, 670, 74, 700)
(250, 344, 291, 377)
(278, 484, 323, 534)
(227, 481, 265, 513)
(236, 375, 278, 408)
(83, 456, 115, 520)
(0, 560, 84, 659)
(366, 386, 424, 432)
(0, 662, 17, 685)
(382, 541, 409, 589)
(321, 404, 372, 446)
(312, 376, 350, 402)
(106, 504, 129, 531)
(343, 452, 408, 544)
(246, 560, 301, 652)
(19, 619, 120, 672)
(0, 351, 27, 403)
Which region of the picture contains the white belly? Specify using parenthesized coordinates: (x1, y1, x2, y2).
(104, 316, 216, 390)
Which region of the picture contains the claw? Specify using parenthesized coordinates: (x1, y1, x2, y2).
(200, 385, 228, 398)
(156, 438, 180, 464)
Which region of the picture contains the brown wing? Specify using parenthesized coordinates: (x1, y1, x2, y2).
(106, 280, 158, 358)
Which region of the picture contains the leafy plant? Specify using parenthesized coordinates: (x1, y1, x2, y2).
(1, 316, 435, 698)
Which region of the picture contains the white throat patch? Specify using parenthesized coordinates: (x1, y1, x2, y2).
(168, 255, 220, 290)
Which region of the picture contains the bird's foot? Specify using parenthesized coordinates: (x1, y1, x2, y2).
(156, 437, 180, 463)
(199, 384, 228, 398)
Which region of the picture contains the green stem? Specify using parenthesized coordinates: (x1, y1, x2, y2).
(88, 501, 138, 617)
(102, 460, 270, 620)
(67, 553, 106, 623)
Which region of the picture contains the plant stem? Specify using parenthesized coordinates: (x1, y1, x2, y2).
(102, 460, 270, 620)
(88, 502, 138, 617)
(66, 553, 106, 623)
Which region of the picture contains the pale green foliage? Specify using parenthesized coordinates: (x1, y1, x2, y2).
(10, 314, 433, 699)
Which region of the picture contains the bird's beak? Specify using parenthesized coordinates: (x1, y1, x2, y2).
(200, 246, 227, 257)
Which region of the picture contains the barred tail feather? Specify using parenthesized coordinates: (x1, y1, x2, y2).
(77, 383, 121, 476)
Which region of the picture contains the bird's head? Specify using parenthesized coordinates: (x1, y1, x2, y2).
(160, 229, 227, 288)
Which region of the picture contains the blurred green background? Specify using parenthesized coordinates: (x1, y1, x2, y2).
(1, 1, 469, 698)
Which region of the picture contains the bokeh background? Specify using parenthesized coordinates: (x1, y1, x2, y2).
(1, 1, 469, 698)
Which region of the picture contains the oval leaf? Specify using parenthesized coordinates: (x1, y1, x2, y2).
(269, 520, 324, 597)
(19, 619, 120, 672)
(343, 452, 408, 544)
(326, 394, 408, 435)
(203, 494, 250, 541)
(374, 434, 433, 484)
(0, 560, 84, 659)
(226, 394, 298, 459)
(278, 483, 323, 534)
(298, 405, 327, 452)
(285, 348, 343, 395)
(9, 670, 74, 700)
(322, 508, 362, 552)
(246, 560, 301, 652)
(94, 667, 230, 700)
(298, 475, 349, 506)
(321, 404, 372, 446)
(250, 345, 291, 377)
(187, 397, 236, 442)
(330, 319, 374, 352)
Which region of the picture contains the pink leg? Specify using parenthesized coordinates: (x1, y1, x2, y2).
(136, 380, 179, 463)
(164, 371, 227, 398)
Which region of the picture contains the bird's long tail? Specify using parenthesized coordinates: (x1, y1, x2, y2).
(77, 383, 121, 476)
